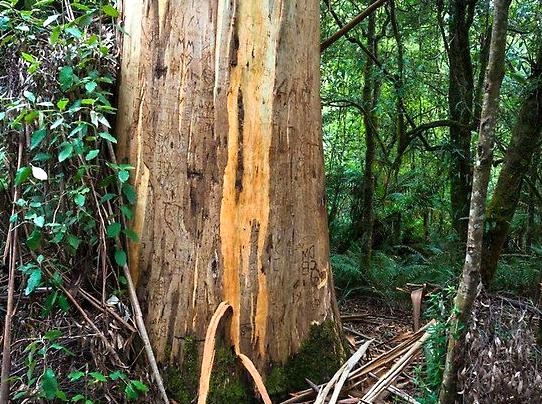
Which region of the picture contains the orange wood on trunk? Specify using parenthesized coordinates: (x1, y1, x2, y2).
(116, 0, 341, 374)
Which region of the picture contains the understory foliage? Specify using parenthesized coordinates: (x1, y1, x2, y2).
(320, 0, 542, 400)
(0, 1, 147, 401)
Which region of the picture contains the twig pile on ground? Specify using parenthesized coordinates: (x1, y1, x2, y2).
(459, 294, 542, 402)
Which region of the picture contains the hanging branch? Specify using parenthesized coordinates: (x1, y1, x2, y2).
(320, 0, 389, 52)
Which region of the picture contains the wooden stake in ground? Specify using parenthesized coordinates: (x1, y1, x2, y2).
(439, 1, 512, 402)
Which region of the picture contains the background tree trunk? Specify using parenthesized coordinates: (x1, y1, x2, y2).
(358, 13, 379, 270)
(446, 0, 477, 241)
(439, 1, 511, 402)
(116, 0, 342, 384)
(480, 45, 542, 286)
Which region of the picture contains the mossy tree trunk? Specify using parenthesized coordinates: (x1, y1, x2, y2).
(356, 13, 379, 270)
(116, 0, 342, 386)
(439, 1, 511, 401)
(446, 0, 477, 242)
(480, 44, 542, 286)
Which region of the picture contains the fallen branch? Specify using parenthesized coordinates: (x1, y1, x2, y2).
(329, 339, 373, 404)
(106, 140, 170, 403)
(367, 373, 421, 404)
(362, 320, 436, 402)
(121, 260, 170, 404)
(0, 137, 23, 403)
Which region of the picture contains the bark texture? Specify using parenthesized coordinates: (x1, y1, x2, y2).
(446, 0, 477, 241)
(480, 45, 542, 286)
(116, 0, 341, 377)
(439, 1, 511, 402)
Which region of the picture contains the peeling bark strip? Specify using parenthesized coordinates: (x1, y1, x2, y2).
(116, 0, 341, 374)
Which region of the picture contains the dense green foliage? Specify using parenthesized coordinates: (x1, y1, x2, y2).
(0, 1, 146, 401)
(320, 0, 542, 295)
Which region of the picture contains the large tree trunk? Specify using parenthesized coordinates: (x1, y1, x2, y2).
(116, 0, 342, 390)
(480, 45, 542, 286)
(446, 0, 476, 241)
(439, 1, 511, 402)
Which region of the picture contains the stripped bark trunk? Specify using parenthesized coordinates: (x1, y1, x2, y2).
(446, 0, 477, 241)
(116, 0, 342, 379)
(480, 44, 542, 286)
(439, 1, 511, 402)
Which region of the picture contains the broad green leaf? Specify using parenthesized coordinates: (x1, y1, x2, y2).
(98, 131, 117, 143)
(131, 380, 148, 393)
(89, 372, 107, 382)
(65, 26, 82, 39)
(124, 228, 139, 242)
(85, 149, 99, 161)
(124, 384, 138, 400)
(15, 166, 32, 186)
(58, 66, 74, 90)
(57, 98, 69, 111)
(102, 4, 119, 17)
(67, 234, 81, 250)
(33, 215, 45, 227)
(41, 368, 58, 400)
(23, 90, 36, 103)
(106, 222, 121, 238)
(122, 183, 137, 205)
(24, 268, 41, 295)
(99, 193, 116, 204)
(109, 371, 125, 381)
(43, 14, 59, 27)
(120, 205, 133, 220)
(31, 127, 47, 150)
(27, 229, 42, 250)
(114, 249, 127, 267)
(58, 143, 73, 162)
(68, 369, 85, 380)
(74, 193, 85, 207)
(58, 294, 69, 311)
(50, 26, 61, 44)
(85, 81, 97, 93)
(50, 117, 64, 129)
(118, 170, 129, 183)
(44, 330, 61, 340)
(21, 52, 36, 63)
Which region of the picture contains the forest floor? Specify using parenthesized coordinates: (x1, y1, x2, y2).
(5, 282, 542, 403)
(339, 295, 422, 402)
(300, 290, 542, 404)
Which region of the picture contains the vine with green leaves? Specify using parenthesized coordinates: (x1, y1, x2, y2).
(0, 1, 148, 401)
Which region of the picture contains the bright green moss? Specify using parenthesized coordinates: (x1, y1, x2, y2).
(266, 320, 345, 399)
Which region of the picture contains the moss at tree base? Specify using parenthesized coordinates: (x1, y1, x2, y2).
(164, 337, 253, 404)
(266, 320, 345, 400)
(164, 320, 344, 403)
